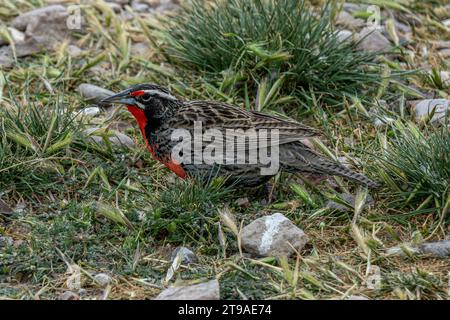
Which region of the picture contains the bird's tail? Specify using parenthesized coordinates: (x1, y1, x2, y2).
(309, 160, 380, 189)
(285, 145, 380, 189)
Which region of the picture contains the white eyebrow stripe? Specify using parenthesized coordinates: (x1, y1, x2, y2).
(143, 89, 177, 101)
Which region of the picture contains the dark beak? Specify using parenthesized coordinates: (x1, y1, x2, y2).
(101, 90, 136, 105)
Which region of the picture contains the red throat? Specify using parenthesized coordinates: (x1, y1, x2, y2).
(126, 105, 147, 134)
(126, 105, 187, 179)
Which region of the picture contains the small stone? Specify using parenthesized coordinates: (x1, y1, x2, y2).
(336, 29, 354, 43)
(67, 45, 83, 58)
(342, 3, 368, 13)
(0, 28, 25, 46)
(373, 115, 395, 128)
(419, 240, 450, 258)
(155, 279, 219, 300)
(0, 198, 13, 215)
(94, 273, 112, 287)
(171, 247, 198, 265)
(438, 49, 450, 58)
(155, 0, 179, 12)
(235, 197, 250, 208)
(78, 288, 88, 297)
(81, 107, 101, 117)
(357, 27, 391, 52)
(9, 27, 25, 43)
(0, 46, 14, 68)
(58, 291, 79, 300)
(241, 212, 308, 257)
(326, 193, 375, 212)
(78, 84, 115, 105)
(385, 244, 420, 257)
(84, 128, 135, 148)
(346, 295, 369, 300)
(12, 5, 67, 31)
(411, 99, 449, 124)
(15, 39, 43, 57)
(131, 1, 150, 12)
(394, 20, 412, 34)
(438, 71, 450, 87)
(336, 11, 365, 29)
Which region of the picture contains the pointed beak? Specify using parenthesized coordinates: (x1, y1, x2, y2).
(101, 90, 136, 105)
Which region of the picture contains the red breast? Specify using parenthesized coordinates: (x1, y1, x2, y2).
(126, 105, 187, 178)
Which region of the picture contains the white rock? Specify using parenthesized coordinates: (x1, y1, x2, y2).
(442, 19, 450, 28)
(346, 295, 369, 300)
(0, 47, 14, 68)
(155, 279, 220, 300)
(78, 84, 115, 104)
(438, 71, 450, 87)
(413, 99, 449, 124)
(336, 29, 354, 43)
(0, 28, 25, 45)
(81, 107, 101, 117)
(241, 212, 308, 257)
(342, 3, 368, 13)
(385, 244, 420, 256)
(373, 115, 395, 128)
(67, 45, 83, 58)
(336, 11, 365, 29)
(357, 27, 391, 52)
(9, 27, 25, 43)
(171, 247, 198, 265)
(419, 240, 450, 258)
(12, 5, 67, 31)
(84, 128, 135, 148)
(132, 1, 150, 12)
(94, 273, 112, 287)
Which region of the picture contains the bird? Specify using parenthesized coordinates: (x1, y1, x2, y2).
(101, 83, 379, 188)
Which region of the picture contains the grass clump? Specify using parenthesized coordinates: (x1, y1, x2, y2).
(144, 176, 233, 243)
(162, 0, 384, 106)
(376, 121, 449, 215)
(0, 97, 80, 193)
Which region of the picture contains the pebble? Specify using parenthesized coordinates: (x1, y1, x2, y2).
(411, 99, 449, 124)
(171, 247, 198, 265)
(155, 279, 220, 300)
(241, 212, 308, 257)
(357, 27, 391, 52)
(94, 273, 112, 287)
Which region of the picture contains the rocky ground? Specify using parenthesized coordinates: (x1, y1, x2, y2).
(0, 0, 449, 300)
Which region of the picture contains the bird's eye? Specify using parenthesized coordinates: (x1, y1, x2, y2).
(141, 93, 152, 102)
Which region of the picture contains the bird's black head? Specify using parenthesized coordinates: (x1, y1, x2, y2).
(101, 83, 180, 118)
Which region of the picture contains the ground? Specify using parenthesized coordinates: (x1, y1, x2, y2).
(0, 0, 449, 300)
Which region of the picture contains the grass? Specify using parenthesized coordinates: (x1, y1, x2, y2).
(160, 0, 386, 106)
(0, 93, 79, 194)
(375, 121, 449, 230)
(0, 0, 449, 300)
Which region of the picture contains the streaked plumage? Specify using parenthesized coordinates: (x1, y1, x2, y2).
(102, 84, 379, 188)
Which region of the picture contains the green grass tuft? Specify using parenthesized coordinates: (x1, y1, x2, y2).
(161, 0, 385, 106)
(376, 121, 449, 213)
